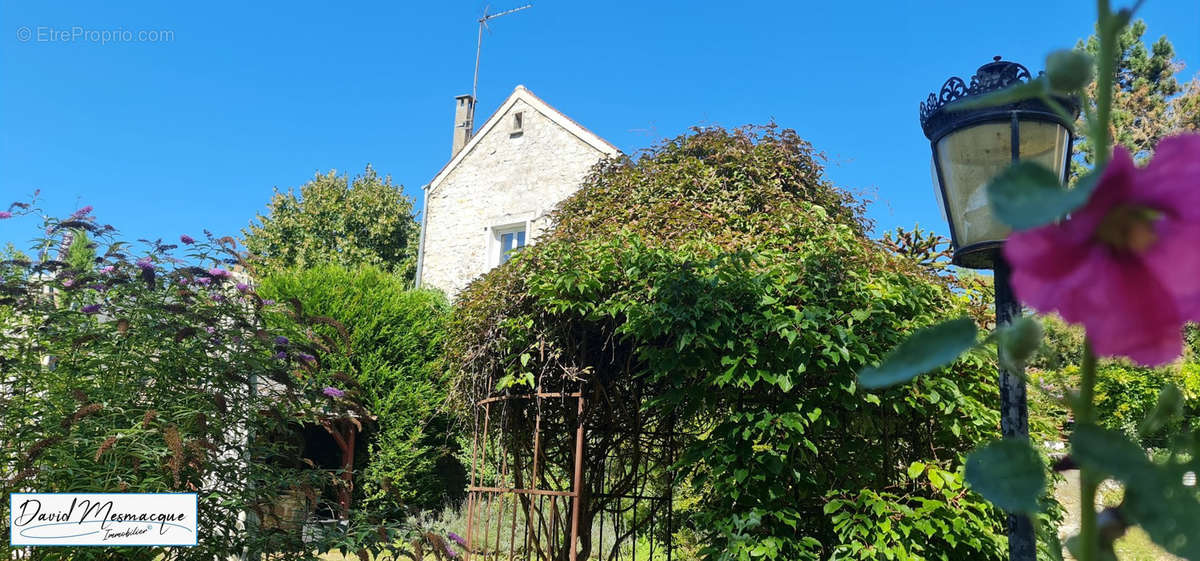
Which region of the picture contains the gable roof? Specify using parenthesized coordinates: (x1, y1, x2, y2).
(425, 85, 620, 195)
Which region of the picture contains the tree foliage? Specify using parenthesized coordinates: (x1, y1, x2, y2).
(1073, 20, 1200, 176)
(448, 126, 1010, 560)
(243, 166, 420, 282)
(257, 265, 464, 514)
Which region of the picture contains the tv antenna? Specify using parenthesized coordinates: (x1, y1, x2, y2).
(473, 3, 533, 103)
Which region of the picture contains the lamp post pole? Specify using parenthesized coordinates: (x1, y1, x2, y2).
(995, 255, 1035, 560)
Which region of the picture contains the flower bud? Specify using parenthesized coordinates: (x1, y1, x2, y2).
(1000, 316, 1043, 371)
(1045, 50, 1094, 93)
(1139, 383, 1184, 436)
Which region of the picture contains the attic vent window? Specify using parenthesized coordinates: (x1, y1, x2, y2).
(511, 112, 524, 136)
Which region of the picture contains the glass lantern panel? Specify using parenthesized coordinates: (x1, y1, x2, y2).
(1020, 120, 1071, 181)
(936, 122, 1013, 249)
(935, 120, 1070, 250)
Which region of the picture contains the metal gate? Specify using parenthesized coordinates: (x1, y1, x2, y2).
(464, 381, 675, 561)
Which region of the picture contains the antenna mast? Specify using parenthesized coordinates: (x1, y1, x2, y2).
(472, 3, 533, 104)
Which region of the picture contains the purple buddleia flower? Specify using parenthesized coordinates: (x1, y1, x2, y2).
(136, 257, 154, 271)
(195, 277, 212, 286)
(62, 279, 75, 288)
(322, 387, 345, 398)
(274, 351, 287, 360)
(274, 336, 289, 346)
(448, 532, 467, 548)
(178, 277, 190, 286)
(262, 299, 275, 306)
(70, 205, 93, 219)
(208, 268, 230, 279)
(297, 353, 316, 363)
(236, 282, 250, 293)
(206, 326, 216, 334)
(99, 265, 114, 274)
(180, 234, 195, 244)
(0, 211, 11, 219)
(211, 293, 225, 303)
(82, 304, 101, 314)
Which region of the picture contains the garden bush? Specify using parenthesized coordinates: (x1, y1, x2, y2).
(257, 264, 464, 514)
(1029, 315, 1200, 449)
(448, 125, 1013, 560)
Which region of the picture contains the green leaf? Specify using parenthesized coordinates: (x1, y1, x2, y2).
(987, 162, 1103, 230)
(907, 461, 926, 480)
(964, 438, 1046, 514)
(1072, 425, 1200, 558)
(1045, 49, 1094, 92)
(857, 318, 978, 389)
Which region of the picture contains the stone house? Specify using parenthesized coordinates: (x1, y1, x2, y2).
(414, 85, 620, 297)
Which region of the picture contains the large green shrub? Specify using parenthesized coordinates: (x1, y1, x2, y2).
(257, 265, 464, 513)
(448, 126, 1010, 560)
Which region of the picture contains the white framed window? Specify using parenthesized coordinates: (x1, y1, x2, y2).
(491, 223, 528, 266)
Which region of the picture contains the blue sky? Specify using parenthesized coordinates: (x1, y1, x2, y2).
(2, 1, 1197, 250)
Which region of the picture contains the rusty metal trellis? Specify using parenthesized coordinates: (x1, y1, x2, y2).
(465, 381, 675, 561)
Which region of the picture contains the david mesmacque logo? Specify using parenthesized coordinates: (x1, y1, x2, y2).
(9, 493, 197, 546)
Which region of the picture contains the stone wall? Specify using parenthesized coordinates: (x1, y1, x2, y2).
(419, 97, 611, 298)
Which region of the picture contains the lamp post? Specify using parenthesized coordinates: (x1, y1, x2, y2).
(920, 57, 1078, 561)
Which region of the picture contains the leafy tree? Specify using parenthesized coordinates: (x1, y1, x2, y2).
(1072, 20, 1200, 176)
(257, 265, 464, 514)
(243, 166, 420, 282)
(449, 126, 1012, 560)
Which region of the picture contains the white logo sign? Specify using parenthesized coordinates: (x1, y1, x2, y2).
(9, 493, 197, 546)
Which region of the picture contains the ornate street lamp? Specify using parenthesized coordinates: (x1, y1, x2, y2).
(920, 57, 1078, 561)
(921, 56, 1077, 269)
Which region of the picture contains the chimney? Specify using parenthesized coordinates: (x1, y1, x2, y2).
(452, 94, 475, 157)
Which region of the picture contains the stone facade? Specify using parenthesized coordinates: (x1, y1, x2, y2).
(417, 86, 619, 298)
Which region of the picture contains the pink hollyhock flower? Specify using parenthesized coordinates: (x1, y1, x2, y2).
(1005, 135, 1200, 366)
